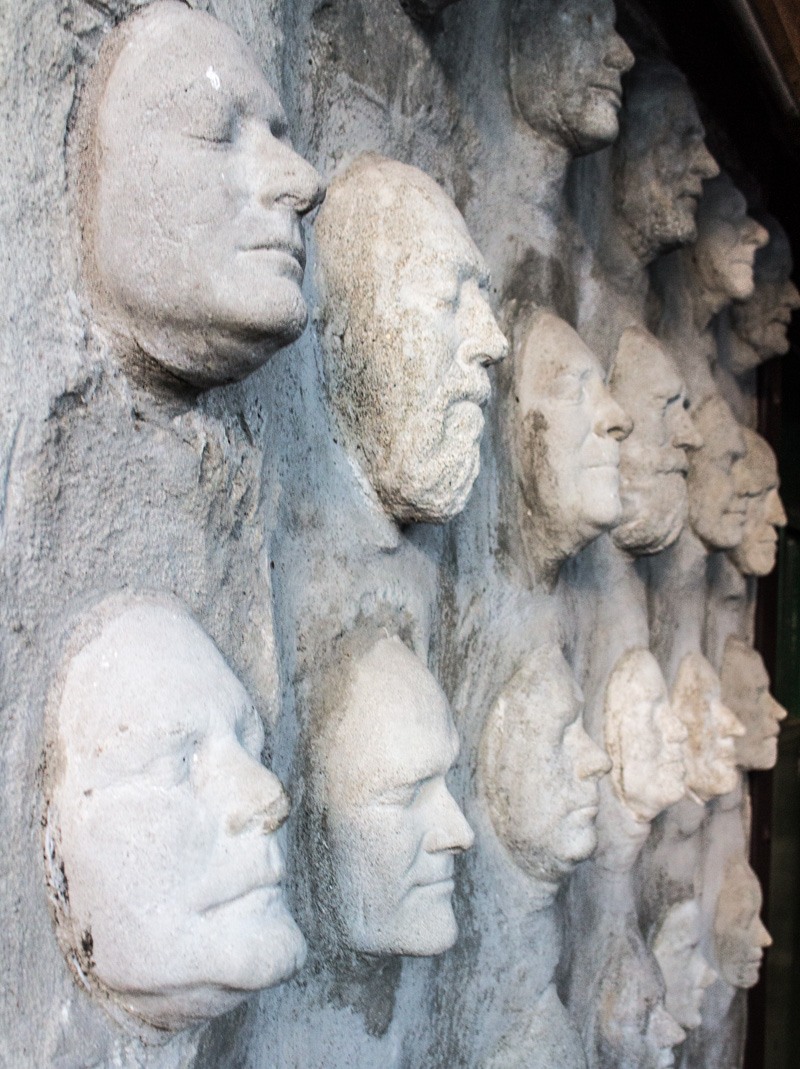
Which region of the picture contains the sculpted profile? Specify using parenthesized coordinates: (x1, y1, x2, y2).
(729, 428, 786, 577)
(651, 901, 717, 1031)
(509, 0, 634, 155)
(76, 1, 324, 388)
(687, 396, 747, 551)
(305, 631, 474, 956)
(43, 597, 305, 1032)
(479, 644, 611, 892)
(511, 311, 631, 587)
(609, 327, 702, 554)
(315, 154, 507, 525)
(713, 857, 771, 989)
(721, 637, 787, 770)
(671, 652, 745, 804)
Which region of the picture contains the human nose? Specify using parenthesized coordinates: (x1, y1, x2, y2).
(661, 702, 689, 746)
(595, 387, 633, 443)
(459, 281, 508, 367)
(745, 218, 770, 251)
(257, 135, 325, 216)
(718, 701, 746, 740)
(606, 32, 635, 75)
(765, 488, 787, 527)
(692, 143, 720, 182)
(649, 1006, 686, 1050)
(755, 917, 772, 949)
(424, 781, 475, 855)
(784, 280, 800, 311)
(672, 405, 703, 452)
(770, 694, 788, 723)
(213, 741, 291, 835)
(570, 723, 612, 782)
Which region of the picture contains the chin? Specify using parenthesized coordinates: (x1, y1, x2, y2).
(394, 902, 459, 956)
(572, 107, 621, 155)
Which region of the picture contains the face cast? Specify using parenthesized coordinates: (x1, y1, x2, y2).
(48, 599, 304, 1031)
(687, 396, 748, 551)
(480, 644, 611, 886)
(730, 429, 786, 577)
(513, 312, 632, 575)
(714, 858, 771, 989)
(83, 1, 324, 388)
(691, 175, 769, 307)
(721, 637, 787, 770)
(613, 59, 720, 265)
(652, 901, 717, 1031)
(671, 652, 745, 804)
(310, 635, 474, 956)
(609, 327, 702, 555)
(509, 0, 635, 155)
(315, 155, 507, 525)
(604, 649, 687, 824)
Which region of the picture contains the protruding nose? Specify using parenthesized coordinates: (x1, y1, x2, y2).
(693, 143, 721, 182)
(764, 487, 787, 527)
(596, 389, 633, 443)
(661, 701, 689, 746)
(569, 722, 612, 782)
(770, 694, 788, 723)
(718, 701, 746, 739)
(649, 1005, 687, 1050)
(425, 782, 475, 855)
(260, 137, 325, 216)
(606, 32, 635, 75)
(699, 960, 718, 990)
(672, 405, 703, 452)
(745, 218, 770, 251)
(783, 280, 800, 312)
(755, 918, 773, 950)
(460, 280, 508, 367)
(214, 741, 290, 835)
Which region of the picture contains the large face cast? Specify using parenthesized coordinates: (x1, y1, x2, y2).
(652, 901, 717, 1031)
(81, 1, 324, 388)
(671, 652, 745, 804)
(609, 327, 702, 555)
(315, 155, 508, 525)
(509, 0, 634, 155)
(309, 635, 474, 956)
(691, 174, 769, 307)
(512, 312, 631, 573)
(721, 637, 787, 770)
(47, 599, 304, 1031)
(479, 644, 611, 886)
(687, 396, 747, 551)
(713, 858, 771, 989)
(731, 215, 800, 371)
(729, 429, 786, 576)
(604, 649, 687, 824)
(613, 59, 720, 265)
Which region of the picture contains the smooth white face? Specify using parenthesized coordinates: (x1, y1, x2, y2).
(687, 398, 748, 551)
(731, 221, 800, 364)
(722, 639, 787, 770)
(653, 901, 717, 1030)
(730, 433, 787, 577)
(313, 636, 474, 956)
(50, 601, 305, 1031)
(88, 2, 323, 387)
(714, 860, 772, 989)
(693, 178, 769, 304)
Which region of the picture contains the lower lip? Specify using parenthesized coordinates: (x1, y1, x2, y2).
(414, 878, 455, 894)
(592, 86, 621, 107)
(246, 248, 304, 281)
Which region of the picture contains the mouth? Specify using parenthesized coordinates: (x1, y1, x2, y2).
(240, 241, 306, 281)
(202, 882, 284, 915)
(590, 83, 623, 109)
(413, 877, 456, 894)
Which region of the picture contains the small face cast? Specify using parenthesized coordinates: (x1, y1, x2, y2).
(672, 653, 745, 804)
(731, 219, 800, 367)
(513, 312, 632, 567)
(652, 901, 717, 1031)
(605, 650, 687, 824)
(692, 176, 769, 304)
(687, 397, 747, 551)
(312, 636, 474, 956)
(721, 638, 787, 770)
(510, 0, 634, 155)
(315, 157, 507, 525)
(730, 430, 786, 577)
(714, 859, 771, 989)
(480, 645, 611, 885)
(49, 600, 304, 1030)
(86, 2, 324, 387)
(610, 328, 702, 555)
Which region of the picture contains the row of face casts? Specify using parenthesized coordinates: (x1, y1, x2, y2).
(49, 0, 789, 1037)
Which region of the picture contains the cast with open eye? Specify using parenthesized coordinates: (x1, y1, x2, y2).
(76, 0, 324, 389)
(314, 154, 508, 526)
(729, 428, 787, 577)
(686, 396, 748, 552)
(720, 636, 787, 771)
(713, 856, 771, 989)
(43, 596, 305, 1033)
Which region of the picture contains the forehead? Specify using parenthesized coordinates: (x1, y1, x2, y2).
(391, 196, 486, 280)
(518, 317, 602, 395)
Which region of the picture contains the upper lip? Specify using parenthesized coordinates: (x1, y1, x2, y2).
(241, 237, 306, 267)
(591, 80, 623, 103)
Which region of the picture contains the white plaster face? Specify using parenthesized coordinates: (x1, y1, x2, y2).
(692, 175, 769, 305)
(311, 636, 474, 956)
(721, 637, 787, 771)
(315, 155, 507, 525)
(730, 429, 786, 577)
(652, 901, 717, 1031)
(671, 652, 745, 804)
(687, 396, 748, 551)
(480, 645, 611, 886)
(731, 217, 800, 369)
(714, 858, 771, 989)
(47, 600, 304, 1031)
(513, 312, 631, 573)
(509, 0, 634, 155)
(604, 650, 687, 824)
(84, 1, 324, 388)
(609, 328, 702, 555)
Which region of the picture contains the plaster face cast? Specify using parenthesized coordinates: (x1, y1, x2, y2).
(309, 635, 474, 956)
(609, 327, 702, 555)
(315, 155, 508, 525)
(512, 311, 632, 580)
(79, 1, 324, 388)
(652, 901, 717, 1031)
(509, 0, 635, 155)
(604, 649, 687, 824)
(690, 174, 769, 306)
(731, 215, 800, 372)
(687, 396, 747, 551)
(671, 652, 745, 804)
(479, 644, 611, 887)
(721, 637, 787, 771)
(729, 429, 787, 577)
(45, 599, 305, 1032)
(713, 858, 772, 989)
(612, 58, 720, 265)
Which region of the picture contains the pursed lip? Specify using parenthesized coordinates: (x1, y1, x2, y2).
(590, 81, 623, 107)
